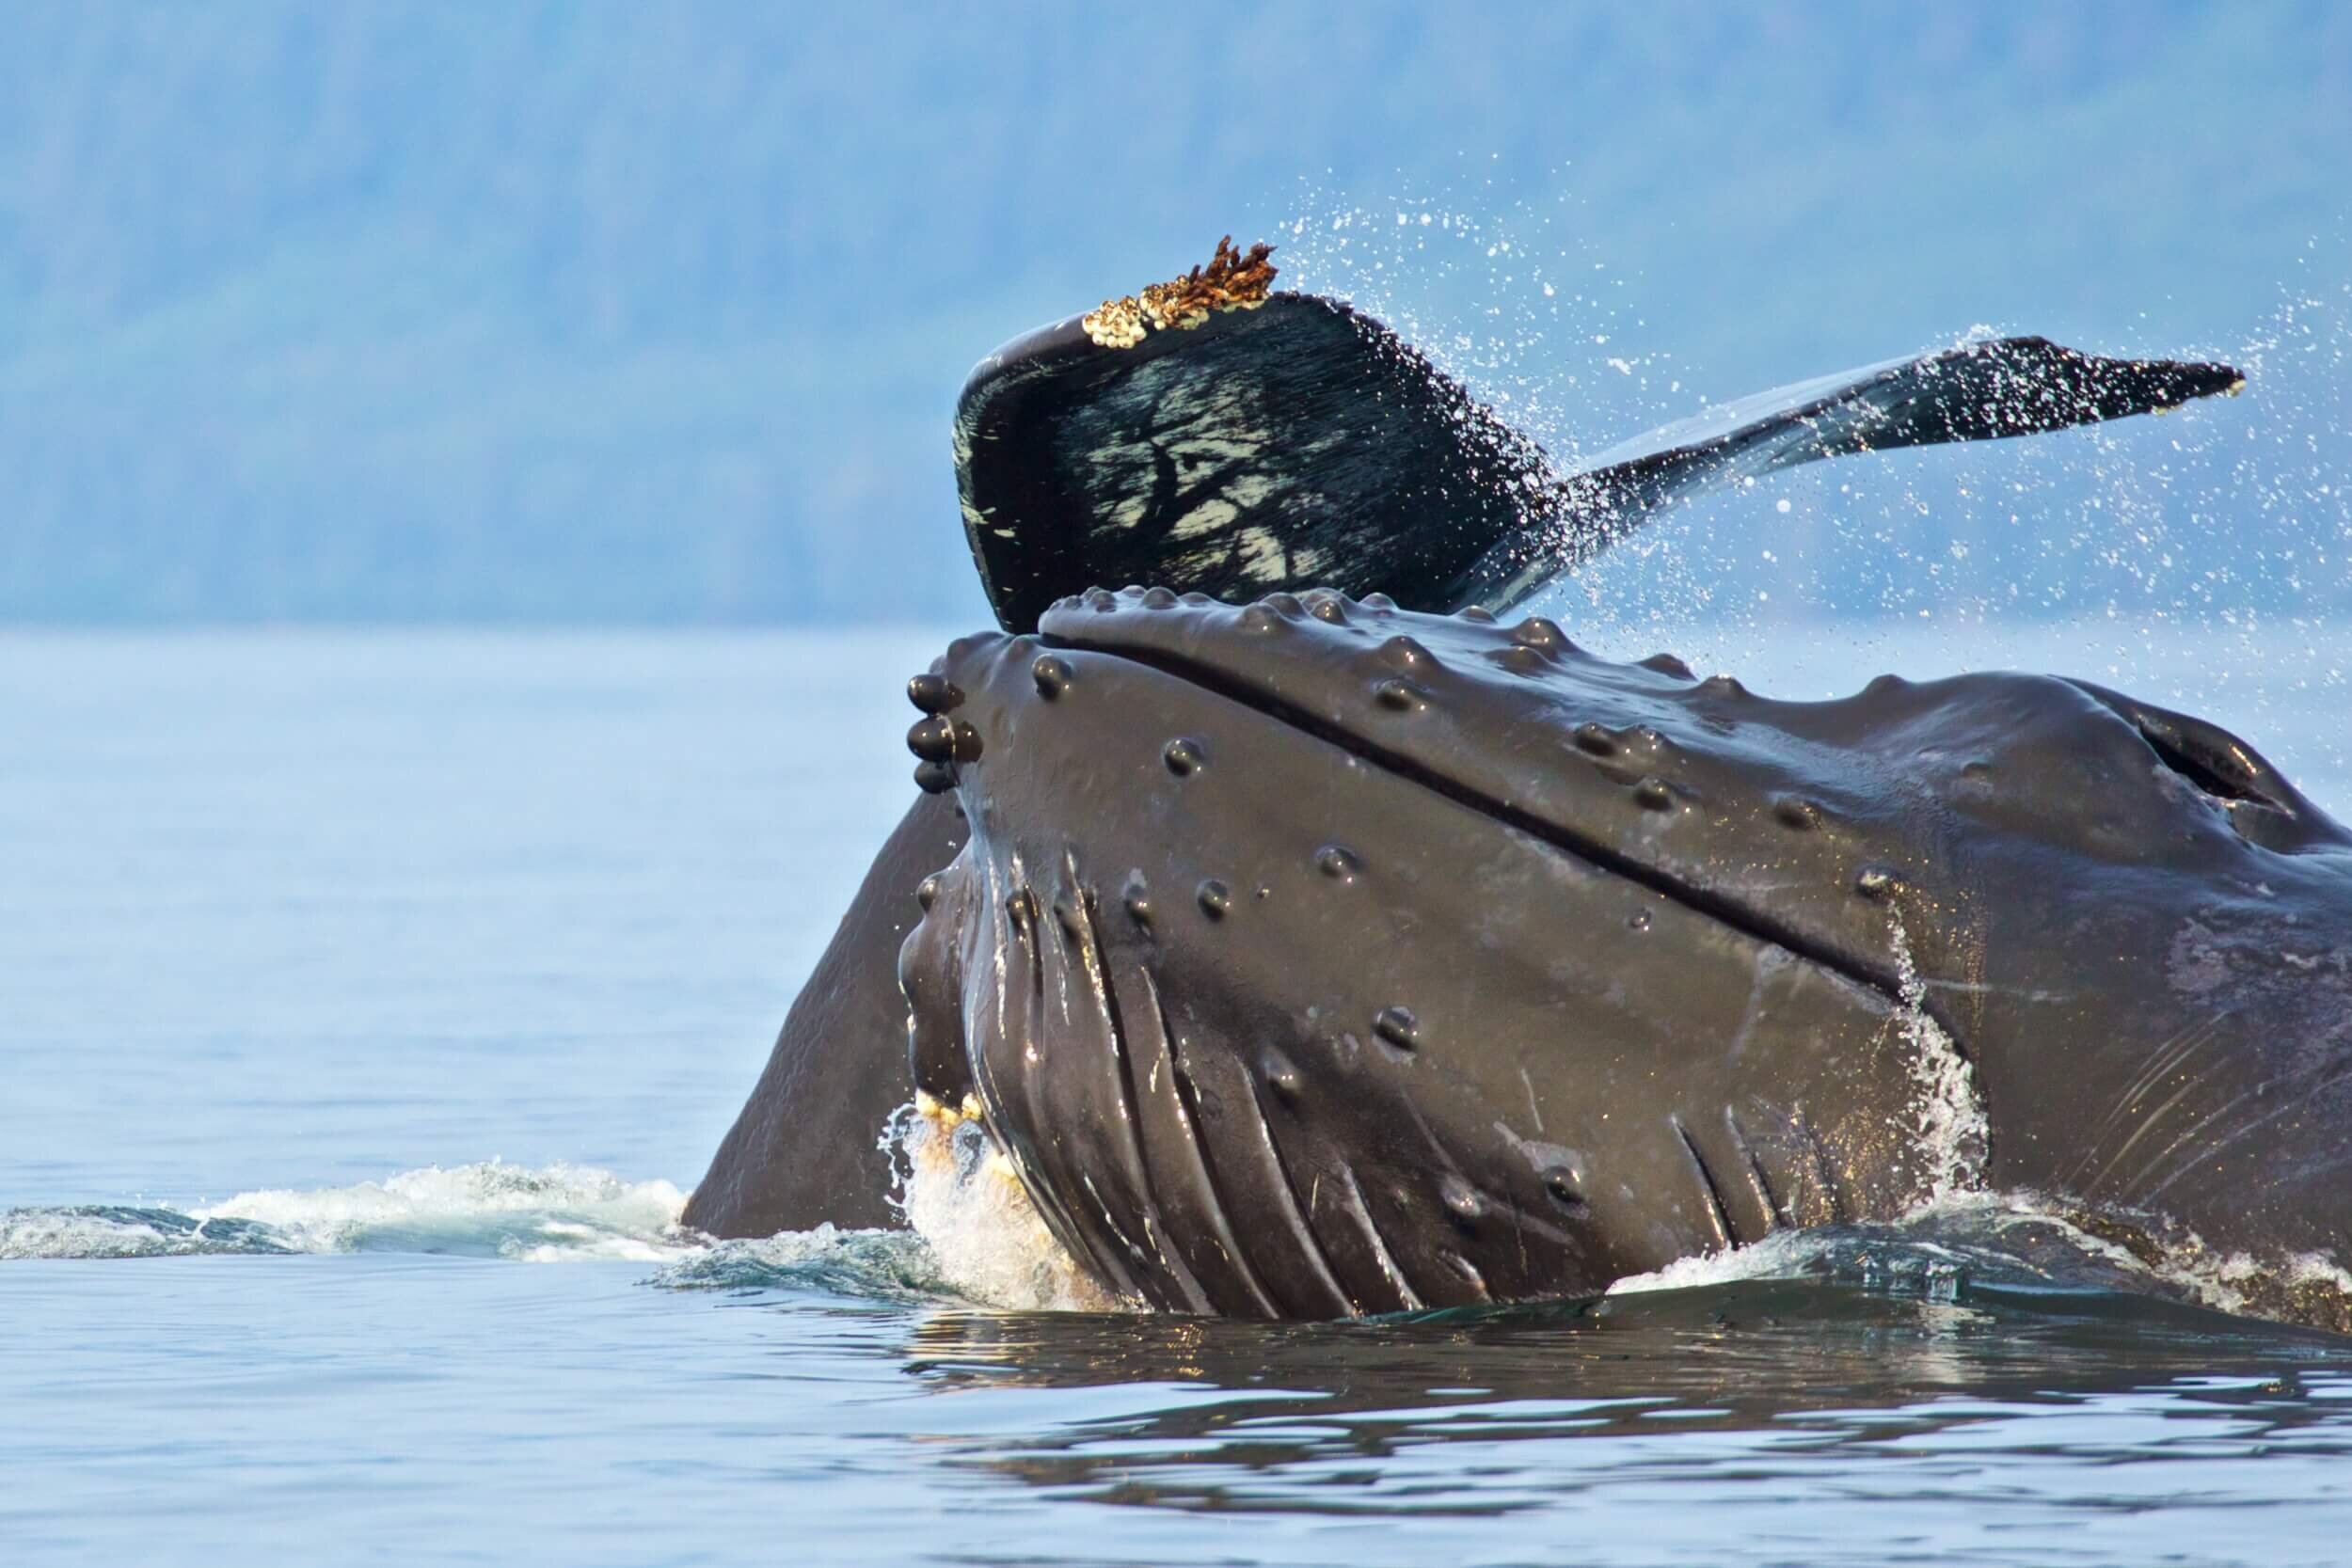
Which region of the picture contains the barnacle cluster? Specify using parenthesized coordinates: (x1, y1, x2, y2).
(1082, 235, 1279, 348)
(912, 1088, 990, 1138)
(1082, 293, 1150, 349)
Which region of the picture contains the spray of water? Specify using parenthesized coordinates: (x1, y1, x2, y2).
(888, 1098, 1121, 1313)
(1268, 178, 2351, 792)
(1887, 914, 1990, 1205)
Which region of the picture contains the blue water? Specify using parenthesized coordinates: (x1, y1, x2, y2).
(8, 625, 2352, 1567)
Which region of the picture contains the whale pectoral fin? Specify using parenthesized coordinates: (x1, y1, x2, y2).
(959, 239, 2244, 628)
(1584, 335, 2245, 505)
(1457, 337, 2246, 610)
(955, 287, 1555, 630)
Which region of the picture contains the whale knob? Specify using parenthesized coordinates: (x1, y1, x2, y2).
(907, 673, 964, 714)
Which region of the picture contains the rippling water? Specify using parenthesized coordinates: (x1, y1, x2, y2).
(8, 627, 2352, 1567)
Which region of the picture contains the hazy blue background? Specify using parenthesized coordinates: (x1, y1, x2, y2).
(3, 1, 2346, 625)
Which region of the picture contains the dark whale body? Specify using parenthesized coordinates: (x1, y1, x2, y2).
(684, 249, 2350, 1323)
(897, 591, 2352, 1318)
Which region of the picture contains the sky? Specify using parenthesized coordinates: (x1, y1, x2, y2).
(2, 2, 2345, 625)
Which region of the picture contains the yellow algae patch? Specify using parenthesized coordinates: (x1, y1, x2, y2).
(1082, 235, 1279, 349)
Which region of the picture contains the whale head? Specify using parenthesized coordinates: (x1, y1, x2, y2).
(897, 588, 2352, 1318)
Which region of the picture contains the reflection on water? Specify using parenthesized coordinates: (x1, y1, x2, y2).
(898, 1281, 2352, 1526)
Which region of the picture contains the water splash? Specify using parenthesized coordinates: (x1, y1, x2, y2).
(2, 1132, 1113, 1313)
(1600, 1191, 2137, 1308)
(1887, 913, 1990, 1203)
(2120, 1223, 2352, 1333)
(1277, 174, 1665, 483)
(2, 1161, 691, 1262)
(1273, 180, 2352, 772)
(0, 1204, 296, 1260)
(647, 1225, 948, 1302)
(11, 1144, 2348, 1332)
(889, 1101, 1121, 1313)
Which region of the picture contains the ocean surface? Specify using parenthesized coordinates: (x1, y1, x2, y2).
(8, 623, 2352, 1568)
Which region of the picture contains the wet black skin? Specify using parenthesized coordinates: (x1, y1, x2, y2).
(889, 590, 2352, 1318)
(684, 794, 965, 1232)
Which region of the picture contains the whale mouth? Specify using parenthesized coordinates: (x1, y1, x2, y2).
(899, 813, 1567, 1322)
(898, 619, 1609, 1318)
(897, 589, 1976, 1320)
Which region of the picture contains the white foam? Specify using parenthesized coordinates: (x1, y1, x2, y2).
(2123, 1226, 2352, 1322)
(1950, 1188, 2352, 1327)
(1888, 913, 1989, 1202)
(1602, 1187, 2046, 1303)
(3, 1161, 693, 1262)
(890, 1102, 1122, 1313)
(1605, 1227, 1831, 1295)
(1604, 1180, 2352, 1336)
(18, 1132, 2343, 1332)
(199, 1160, 692, 1259)
(0, 1206, 215, 1260)
(8, 1134, 1118, 1312)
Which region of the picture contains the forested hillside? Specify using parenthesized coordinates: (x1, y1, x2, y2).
(2, 3, 2344, 622)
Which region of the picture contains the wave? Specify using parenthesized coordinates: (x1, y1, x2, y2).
(1609, 1188, 2352, 1333)
(0, 1140, 1095, 1311)
(1, 1161, 693, 1263)
(647, 1228, 946, 1300)
(11, 1140, 2349, 1333)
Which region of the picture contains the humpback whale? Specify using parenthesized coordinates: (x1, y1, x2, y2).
(686, 241, 2352, 1325)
